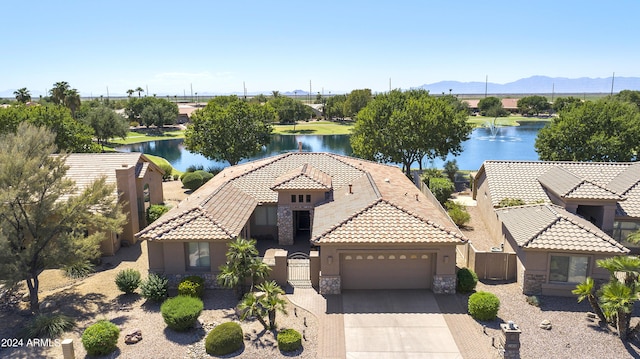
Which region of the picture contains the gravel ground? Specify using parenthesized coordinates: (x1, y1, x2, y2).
(0, 240, 317, 359)
(474, 280, 640, 359)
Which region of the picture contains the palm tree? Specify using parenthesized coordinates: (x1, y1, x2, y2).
(126, 89, 134, 98)
(600, 280, 638, 340)
(217, 237, 270, 297)
(627, 230, 640, 245)
(50, 81, 70, 105)
(64, 89, 81, 118)
(13, 87, 31, 103)
(597, 256, 640, 287)
(135, 87, 144, 98)
(238, 292, 269, 330)
(271, 90, 280, 98)
(256, 281, 287, 330)
(573, 277, 608, 325)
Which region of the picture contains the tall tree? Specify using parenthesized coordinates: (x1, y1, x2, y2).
(64, 88, 82, 118)
(139, 99, 179, 128)
(0, 123, 125, 313)
(325, 94, 347, 120)
(185, 96, 274, 166)
(351, 89, 471, 177)
(50, 81, 70, 105)
(551, 96, 582, 113)
(13, 87, 31, 103)
(517, 95, 550, 116)
(343, 88, 372, 118)
(478, 96, 509, 119)
(126, 89, 135, 98)
(135, 87, 144, 98)
(614, 90, 640, 109)
(268, 96, 311, 124)
(81, 106, 129, 150)
(535, 99, 640, 161)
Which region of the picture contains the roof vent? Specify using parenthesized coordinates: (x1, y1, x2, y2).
(384, 178, 390, 183)
(298, 142, 302, 152)
(348, 184, 353, 194)
(415, 194, 419, 201)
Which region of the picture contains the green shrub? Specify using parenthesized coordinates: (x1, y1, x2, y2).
(468, 291, 500, 321)
(81, 320, 120, 356)
(420, 167, 444, 185)
(147, 204, 170, 224)
(173, 174, 179, 181)
(194, 170, 214, 183)
(114, 268, 141, 294)
(497, 198, 526, 208)
(159, 163, 173, 181)
(428, 177, 455, 205)
(456, 267, 478, 293)
(178, 275, 205, 298)
(186, 164, 204, 172)
(206, 166, 224, 176)
(22, 314, 75, 339)
(62, 260, 94, 279)
(130, 121, 140, 127)
(446, 201, 471, 227)
(181, 171, 204, 191)
(140, 273, 169, 303)
(205, 322, 243, 356)
(161, 295, 204, 331)
(277, 329, 302, 352)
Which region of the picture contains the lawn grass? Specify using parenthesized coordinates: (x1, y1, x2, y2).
(109, 129, 185, 145)
(467, 115, 551, 127)
(144, 154, 183, 176)
(272, 121, 354, 135)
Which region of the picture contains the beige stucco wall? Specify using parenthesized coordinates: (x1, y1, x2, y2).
(116, 166, 138, 248)
(156, 240, 230, 275)
(277, 190, 328, 207)
(135, 161, 165, 232)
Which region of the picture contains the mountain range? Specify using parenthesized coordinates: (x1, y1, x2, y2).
(3, 76, 640, 98)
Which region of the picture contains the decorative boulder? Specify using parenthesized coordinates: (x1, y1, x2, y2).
(539, 319, 552, 330)
(125, 329, 142, 344)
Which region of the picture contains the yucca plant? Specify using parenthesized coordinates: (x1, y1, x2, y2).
(21, 314, 75, 339)
(115, 269, 141, 294)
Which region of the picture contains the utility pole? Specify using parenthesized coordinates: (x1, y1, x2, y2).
(190, 83, 193, 102)
(485, 75, 488, 98)
(243, 81, 247, 101)
(551, 83, 555, 103)
(610, 72, 615, 96)
(309, 80, 312, 104)
(389, 78, 391, 92)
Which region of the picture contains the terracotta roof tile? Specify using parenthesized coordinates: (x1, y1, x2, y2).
(313, 199, 465, 244)
(137, 208, 232, 241)
(497, 204, 628, 253)
(271, 164, 332, 190)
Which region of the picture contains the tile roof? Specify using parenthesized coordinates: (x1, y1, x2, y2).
(61, 152, 161, 200)
(497, 204, 629, 253)
(139, 152, 465, 245)
(479, 160, 640, 217)
(538, 166, 623, 201)
(313, 199, 464, 244)
(271, 164, 332, 190)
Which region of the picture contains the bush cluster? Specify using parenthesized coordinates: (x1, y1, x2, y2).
(62, 260, 94, 279)
(277, 328, 302, 352)
(205, 322, 243, 356)
(115, 268, 141, 294)
(22, 314, 75, 339)
(178, 275, 205, 298)
(428, 177, 455, 205)
(161, 295, 204, 331)
(147, 204, 170, 224)
(181, 169, 215, 191)
(456, 267, 478, 293)
(81, 320, 120, 356)
(468, 291, 500, 321)
(446, 201, 471, 227)
(159, 163, 173, 181)
(140, 273, 169, 303)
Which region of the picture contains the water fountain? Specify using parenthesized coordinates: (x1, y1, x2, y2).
(486, 118, 500, 138)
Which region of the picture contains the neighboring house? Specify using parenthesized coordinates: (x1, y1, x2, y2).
(473, 160, 636, 296)
(64, 153, 165, 255)
(464, 98, 519, 114)
(137, 152, 466, 294)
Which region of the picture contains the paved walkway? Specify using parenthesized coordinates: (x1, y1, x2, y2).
(288, 288, 498, 359)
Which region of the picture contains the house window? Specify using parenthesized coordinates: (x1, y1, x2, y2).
(306, 195, 311, 203)
(298, 195, 304, 203)
(255, 206, 277, 226)
(613, 221, 640, 243)
(291, 195, 296, 203)
(549, 255, 589, 283)
(186, 242, 210, 270)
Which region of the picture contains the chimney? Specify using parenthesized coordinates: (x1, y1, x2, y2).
(298, 142, 302, 152)
(348, 184, 353, 194)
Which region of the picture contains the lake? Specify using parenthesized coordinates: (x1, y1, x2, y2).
(116, 121, 548, 171)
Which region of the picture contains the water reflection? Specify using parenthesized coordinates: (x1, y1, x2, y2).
(115, 122, 546, 171)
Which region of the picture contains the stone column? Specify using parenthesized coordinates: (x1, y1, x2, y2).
(500, 321, 521, 359)
(61, 339, 75, 359)
(277, 205, 293, 245)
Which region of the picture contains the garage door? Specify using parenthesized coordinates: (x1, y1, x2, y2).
(341, 253, 433, 290)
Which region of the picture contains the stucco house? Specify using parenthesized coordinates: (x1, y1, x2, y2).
(137, 152, 466, 294)
(473, 160, 636, 295)
(64, 152, 165, 255)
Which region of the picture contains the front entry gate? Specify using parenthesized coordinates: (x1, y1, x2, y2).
(287, 252, 312, 288)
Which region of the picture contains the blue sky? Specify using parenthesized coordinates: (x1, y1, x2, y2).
(2, 1, 638, 97)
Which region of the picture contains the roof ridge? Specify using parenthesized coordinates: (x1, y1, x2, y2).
(379, 199, 466, 240)
(137, 206, 202, 238)
(313, 198, 385, 241)
(575, 179, 625, 199)
(557, 211, 628, 251)
(233, 152, 292, 181)
(522, 204, 561, 248)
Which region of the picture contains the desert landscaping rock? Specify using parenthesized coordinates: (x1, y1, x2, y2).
(539, 319, 552, 330)
(125, 329, 142, 344)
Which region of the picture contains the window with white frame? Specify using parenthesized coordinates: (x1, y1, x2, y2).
(254, 206, 277, 226)
(549, 255, 589, 283)
(186, 242, 210, 270)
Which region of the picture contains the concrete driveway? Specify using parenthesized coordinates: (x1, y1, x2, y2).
(341, 290, 462, 359)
